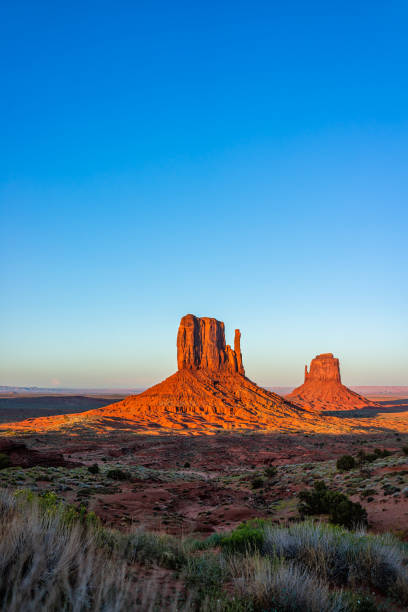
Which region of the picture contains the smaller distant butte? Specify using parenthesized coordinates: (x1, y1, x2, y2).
(286, 353, 381, 412)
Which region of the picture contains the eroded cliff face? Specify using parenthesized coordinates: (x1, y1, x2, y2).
(177, 314, 245, 375)
(304, 353, 341, 383)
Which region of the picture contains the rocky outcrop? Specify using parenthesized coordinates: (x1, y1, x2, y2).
(304, 353, 341, 383)
(177, 314, 245, 375)
(234, 329, 245, 375)
(287, 353, 381, 412)
(0, 438, 81, 468)
(69, 314, 307, 433)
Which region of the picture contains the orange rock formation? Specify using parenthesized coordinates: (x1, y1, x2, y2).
(4, 323, 406, 436)
(84, 314, 305, 431)
(286, 353, 381, 411)
(177, 315, 245, 374)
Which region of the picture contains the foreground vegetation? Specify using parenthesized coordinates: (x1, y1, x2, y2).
(0, 489, 407, 611)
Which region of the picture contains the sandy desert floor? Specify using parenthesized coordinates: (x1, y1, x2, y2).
(0, 392, 407, 540)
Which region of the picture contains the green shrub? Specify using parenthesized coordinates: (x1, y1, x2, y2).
(364, 453, 380, 463)
(336, 455, 356, 471)
(298, 480, 330, 515)
(251, 477, 264, 489)
(360, 448, 393, 463)
(220, 521, 265, 553)
(264, 465, 278, 478)
(184, 553, 225, 591)
(106, 468, 130, 481)
(402, 446, 408, 456)
(88, 463, 99, 474)
(329, 498, 367, 529)
(123, 530, 186, 569)
(360, 488, 376, 498)
(34, 490, 101, 528)
(299, 481, 367, 528)
(0, 453, 11, 470)
(374, 448, 392, 458)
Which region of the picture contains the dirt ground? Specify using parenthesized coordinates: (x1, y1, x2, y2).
(1, 426, 406, 538)
(0, 392, 407, 538)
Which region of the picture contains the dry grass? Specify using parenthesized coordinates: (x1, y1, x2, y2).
(0, 489, 188, 611)
(1, 488, 407, 611)
(263, 521, 408, 604)
(230, 553, 345, 612)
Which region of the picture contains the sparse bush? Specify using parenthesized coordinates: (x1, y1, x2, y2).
(88, 463, 100, 474)
(329, 497, 367, 529)
(262, 521, 408, 604)
(360, 448, 393, 463)
(299, 481, 367, 528)
(264, 465, 278, 478)
(364, 453, 380, 463)
(123, 529, 187, 569)
(106, 468, 130, 481)
(230, 554, 345, 612)
(360, 488, 376, 498)
(220, 520, 266, 554)
(337, 455, 356, 471)
(184, 553, 226, 593)
(374, 448, 392, 458)
(0, 453, 11, 470)
(251, 477, 264, 489)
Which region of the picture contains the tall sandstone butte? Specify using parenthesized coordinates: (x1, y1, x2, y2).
(4, 318, 403, 436)
(74, 313, 308, 433)
(286, 353, 380, 412)
(177, 314, 245, 374)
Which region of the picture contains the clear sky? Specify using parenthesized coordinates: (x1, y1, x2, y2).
(1, 1, 407, 388)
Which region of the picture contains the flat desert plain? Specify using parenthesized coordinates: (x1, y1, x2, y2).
(1, 388, 407, 538)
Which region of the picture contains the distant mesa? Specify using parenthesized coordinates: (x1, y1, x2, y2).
(286, 353, 381, 412)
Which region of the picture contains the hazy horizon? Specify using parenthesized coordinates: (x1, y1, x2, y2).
(1, 3, 407, 388)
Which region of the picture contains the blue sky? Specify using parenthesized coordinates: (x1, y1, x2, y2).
(1, 2, 407, 387)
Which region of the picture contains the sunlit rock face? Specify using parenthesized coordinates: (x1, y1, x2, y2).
(74, 313, 306, 433)
(177, 314, 245, 375)
(304, 353, 341, 383)
(287, 353, 380, 412)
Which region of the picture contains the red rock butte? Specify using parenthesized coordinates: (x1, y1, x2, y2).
(177, 315, 245, 375)
(77, 314, 307, 432)
(5, 319, 406, 436)
(286, 353, 381, 412)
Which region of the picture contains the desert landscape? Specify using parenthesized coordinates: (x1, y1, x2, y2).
(2, 5, 407, 610)
(1, 315, 408, 610)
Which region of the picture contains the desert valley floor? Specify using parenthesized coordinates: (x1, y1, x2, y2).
(1, 391, 408, 537)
